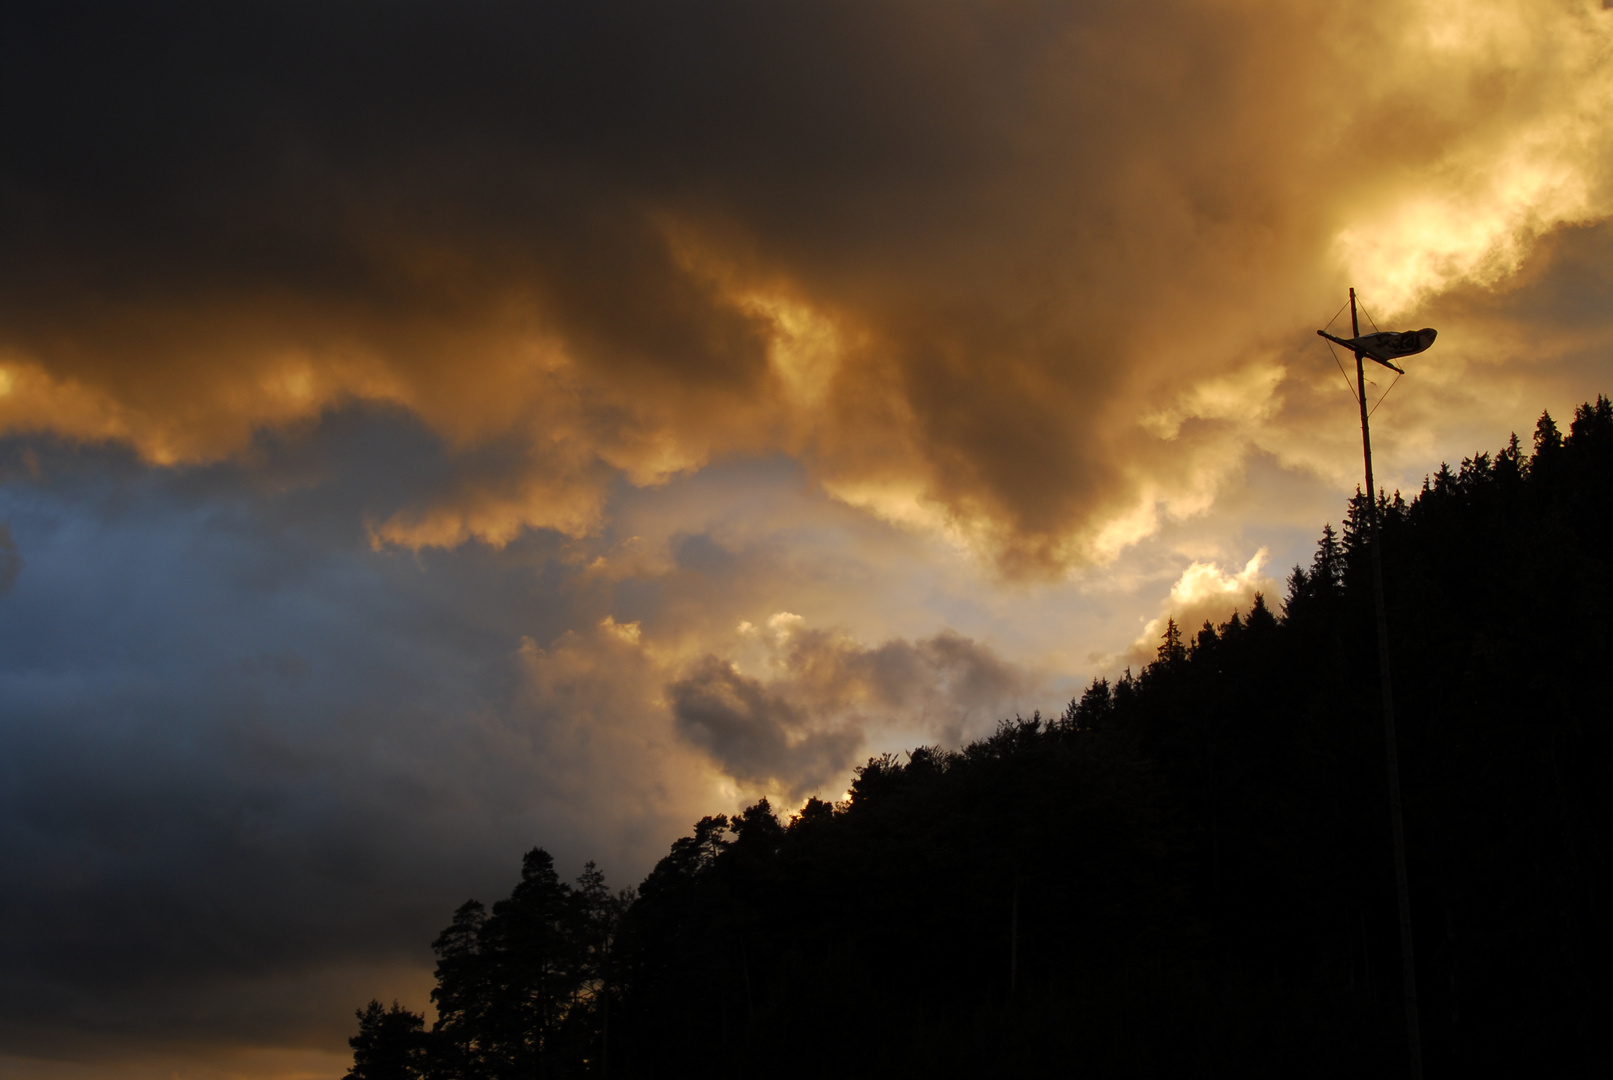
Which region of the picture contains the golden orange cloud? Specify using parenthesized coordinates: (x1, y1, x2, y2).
(2, 0, 1607, 578)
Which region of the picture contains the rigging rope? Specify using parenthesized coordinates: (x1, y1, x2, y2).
(1370, 370, 1403, 416)
(1323, 297, 1350, 335)
(1323, 339, 1360, 403)
(1355, 297, 1380, 334)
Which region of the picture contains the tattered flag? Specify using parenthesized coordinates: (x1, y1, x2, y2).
(1316, 327, 1437, 373)
(1348, 328, 1437, 362)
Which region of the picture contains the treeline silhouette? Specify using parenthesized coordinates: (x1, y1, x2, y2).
(347, 399, 1613, 1078)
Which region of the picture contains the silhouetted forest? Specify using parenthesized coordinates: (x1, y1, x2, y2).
(346, 399, 1613, 1078)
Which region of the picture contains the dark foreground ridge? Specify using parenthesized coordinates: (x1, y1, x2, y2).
(347, 399, 1613, 1079)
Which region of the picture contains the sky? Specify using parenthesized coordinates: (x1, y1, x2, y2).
(2, 1, 1611, 1076)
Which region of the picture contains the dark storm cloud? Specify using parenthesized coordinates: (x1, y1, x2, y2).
(10, 1, 1596, 569)
(669, 657, 860, 796)
(777, 626, 1030, 735)
(0, 419, 713, 1057)
(669, 624, 1036, 795)
(0, 413, 1040, 1062)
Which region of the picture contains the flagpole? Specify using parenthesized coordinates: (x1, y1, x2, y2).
(1351, 287, 1424, 1079)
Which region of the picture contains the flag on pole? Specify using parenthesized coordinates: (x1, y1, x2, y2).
(1347, 328, 1437, 364)
(1316, 327, 1437, 373)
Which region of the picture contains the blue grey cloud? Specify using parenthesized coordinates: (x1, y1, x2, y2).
(0, 420, 677, 1056)
(0, 413, 1049, 1063)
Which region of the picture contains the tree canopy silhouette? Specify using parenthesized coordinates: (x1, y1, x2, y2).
(349, 397, 1613, 1078)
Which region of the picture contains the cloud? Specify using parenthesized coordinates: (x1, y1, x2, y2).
(1331, 0, 1613, 314)
(0, 434, 720, 1061)
(671, 615, 1039, 799)
(1123, 550, 1281, 668)
(4, 1, 1608, 575)
(669, 657, 860, 798)
(0, 431, 1055, 1068)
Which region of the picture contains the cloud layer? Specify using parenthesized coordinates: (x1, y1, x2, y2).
(0, 428, 1042, 1070)
(671, 618, 1031, 795)
(6, 1, 1608, 573)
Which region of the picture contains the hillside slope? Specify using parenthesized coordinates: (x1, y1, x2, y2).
(348, 398, 1613, 1079)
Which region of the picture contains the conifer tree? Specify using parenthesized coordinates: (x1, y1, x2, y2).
(1157, 617, 1186, 665)
(346, 1001, 427, 1080)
